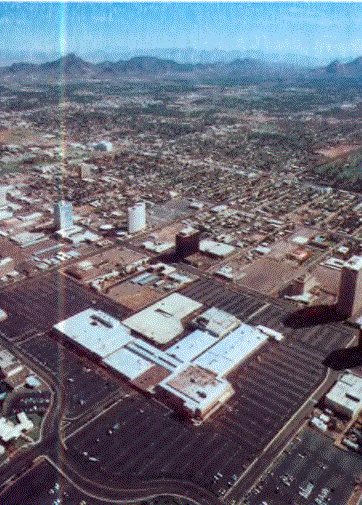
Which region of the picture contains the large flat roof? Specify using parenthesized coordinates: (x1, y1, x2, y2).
(158, 364, 233, 415)
(166, 329, 218, 363)
(193, 323, 268, 377)
(122, 293, 203, 344)
(192, 307, 240, 338)
(53, 309, 133, 358)
(200, 239, 235, 257)
(104, 347, 153, 380)
(344, 255, 362, 272)
(326, 373, 362, 417)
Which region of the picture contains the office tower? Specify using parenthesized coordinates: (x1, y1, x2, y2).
(127, 202, 146, 234)
(54, 200, 73, 230)
(337, 256, 362, 318)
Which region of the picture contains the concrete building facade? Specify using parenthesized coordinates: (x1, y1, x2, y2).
(337, 256, 362, 318)
(54, 200, 73, 230)
(128, 202, 146, 234)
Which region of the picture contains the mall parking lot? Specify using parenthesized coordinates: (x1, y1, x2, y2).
(0, 271, 130, 340)
(66, 395, 246, 495)
(181, 278, 355, 354)
(214, 339, 326, 457)
(181, 278, 266, 321)
(247, 426, 362, 505)
(20, 334, 131, 419)
(0, 459, 126, 505)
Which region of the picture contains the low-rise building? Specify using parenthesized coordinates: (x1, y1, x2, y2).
(53, 309, 133, 359)
(325, 373, 362, 419)
(192, 307, 240, 338)
(122, 293, 203, 344)
(156, 364, 234, 420)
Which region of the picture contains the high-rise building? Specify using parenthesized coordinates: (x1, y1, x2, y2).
(54, 200, 73, 230)
(175, 227, 201, 258)
(337, 256, 362, 318)
(127, 202, 146, 234)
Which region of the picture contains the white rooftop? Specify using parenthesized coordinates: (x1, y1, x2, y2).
(53, 309, 133, 358)
(344, 256, 362, 271)
(291, 235, 309, 245)
(123, 293, 203, 344)
(10, 231, 45, 247)
(200, 239, 235, 257)
(126, 339, 180, 371)
(166, 330, 218, 363)
(158, 364, 233, 415)
(0, 349, 15, 369)
(193, 307, 240, 338)
(104, 347, 153, 380)
(326, 373, 362, 418)
(193, 323, 268, 377)
(0, 210, 13, 221)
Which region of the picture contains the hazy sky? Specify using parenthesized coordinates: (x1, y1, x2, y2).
(1, 2, 362, 64)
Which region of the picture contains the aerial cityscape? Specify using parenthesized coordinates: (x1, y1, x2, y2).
(3, 2, 362, 505)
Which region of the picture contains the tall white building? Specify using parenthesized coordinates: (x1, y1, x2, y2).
(127, 202, 146, 234)
(337, 256, 362, 318)
(54, 200, 73, 230)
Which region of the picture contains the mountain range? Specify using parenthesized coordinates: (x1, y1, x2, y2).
(1, 53, 362, 83)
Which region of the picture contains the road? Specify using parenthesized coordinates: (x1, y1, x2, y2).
(225, 367, 340, 504)
(0, 337, 222, 505)
(0, 291, 343, 505)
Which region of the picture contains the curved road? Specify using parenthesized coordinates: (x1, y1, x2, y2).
(0, 338, 222, 505)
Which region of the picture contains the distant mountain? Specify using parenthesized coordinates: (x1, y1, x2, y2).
(0, 52, 362, 84)
(38, 53, 96, 78)
(315, 57, 362, 78)
(7, 62, 38, 73)
(121, 56, 194, 73)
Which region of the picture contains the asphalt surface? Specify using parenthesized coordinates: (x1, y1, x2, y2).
(0, 272, 357, 505)
(246, 426, 362, 505)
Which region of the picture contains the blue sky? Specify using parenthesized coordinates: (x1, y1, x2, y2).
(0, 2, 362, 65)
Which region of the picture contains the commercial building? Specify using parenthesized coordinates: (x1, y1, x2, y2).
(103, 347, 154, 381)
(193, 323, 269, 377)
(192, 307, 240, 338)
(325, 373, 362, 419)
(0, 186, 12, 206)
(0, 257, 14, 276)
(175, 227, 201, 258)
(53, 309, 133, 359)
(166, 330, 218, 363)
(55, 225, 99, 245)
(156, 364, 234, 420)
(54, 200, 73, 230)
(337, 256, 362, 318)
(199, 239, 235, 258)
(128, 202, 146, 234)
(10, 231, 46, 248)
(0, 412, 34, 443)
(122, 293, 203, 344)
